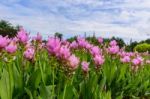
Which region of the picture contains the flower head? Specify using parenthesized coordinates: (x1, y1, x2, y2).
(59, 45, 71, 59)
(81, 61, 89, 72)
(108, 45, 119, 54)
(109, 40, 117, 46)
(46, 37, 61, 55)
(33, 32, 42, 42)
(93, 55, 105, 67)
(98, 37, 103, 44)
(68, 54, 79, 70)
(121, 56, 130, 63)
(0, 36, 9, 48)
(24, 47, 35, 60)
(17, 28, 29, 44)
(5, 41, 17, 54)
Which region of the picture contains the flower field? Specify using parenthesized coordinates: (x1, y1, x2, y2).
(0, 28, 150, 99)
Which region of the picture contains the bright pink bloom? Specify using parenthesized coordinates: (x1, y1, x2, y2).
(98, 37, 103, 44)
(93, 55, 105, 66)
(132, 57, 143, 66)
(90, 46, 101, 56)
(132, 59, 140, 66)
(70, 41, 78, 49)
(108, 45, 119, 54)
(59, 45, 71, 59)
(24, 47, 35, 60)
(81, 61, 89, 72)
(68, 54, 79, 69)
(121, 56, 130, 63)
(33, 33, 42, 42)
(17, 28, 29, 44)
(109, 40, 117, 46)
(77, 37, 88, 48)
(5, 42, 17, 53)
(0, 36, 9, 48)
(46, 37, 61, 55)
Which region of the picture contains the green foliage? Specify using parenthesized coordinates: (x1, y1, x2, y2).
(54, 32, 63, 40)
(0, 20, 19, 37)
(134, 43, 150, 53)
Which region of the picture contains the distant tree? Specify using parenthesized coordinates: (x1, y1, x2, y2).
(67, 36, 77, 42)
(0, 20, 20, 37)
(54, 32, 63, 40)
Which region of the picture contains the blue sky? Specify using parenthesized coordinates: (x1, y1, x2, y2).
(0, 0, 150, 43)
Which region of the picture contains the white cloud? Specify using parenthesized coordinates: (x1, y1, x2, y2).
(0, 0, 150, 42)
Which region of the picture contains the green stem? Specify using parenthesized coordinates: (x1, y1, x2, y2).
(63, 83, 67, 99)
(52, 67, 55, 98)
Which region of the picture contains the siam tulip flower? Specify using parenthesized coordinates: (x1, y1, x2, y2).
(77, 37, 88, 48)
(62, 40, 70, 46)
(98, 37, 103, 44)
(132, 59, 140, 66)
(68, 54, 79, 70)
(93, 55, 105, 68)
(0, 35, 9, 48)
(59, 45, 71, 59)
(109, 40, 117, 46)
(90, 46, 101, 56)
(132, 56, 143, 66)
(108, 45, 119, 54)
(46, 37, 61, 55)
(81, 61, 89, 73)
(120, 56, 130, 63)
(17, 28, 29, 44)
(85, 43, 93, 49)
(70, 41, 78, 49)
(33, 32, 42, 42)
(23, 47, 35, 60)
(5, 41, 17, 54)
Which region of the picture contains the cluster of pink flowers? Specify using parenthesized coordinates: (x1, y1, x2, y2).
(108, 40, 120, 54)
(17, 28, 29, 44)
(46, 37, 79, 70)
(0, 27, 149, 73)
(70, 37, 105, 69)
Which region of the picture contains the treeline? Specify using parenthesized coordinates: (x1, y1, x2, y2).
(0, 20, 149, 53)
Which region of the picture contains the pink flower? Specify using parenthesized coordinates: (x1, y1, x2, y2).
(5, 42, 17, 53)
(93, 55, 105, 67)
(132, 57, 143, 66)
(109, 40, 117, 46)
(108, 45, 119, 54)
(77, 37, 88, 48)
(24, 47, 35, 60)
(90, 46, 101, 56)
(46, 37, 61, 55)
(33, 32, 42, 42)
(132, 59, 140, 66)
(98, 37, 103, 44)
(121, 56, 130, 63)
(0, 36, 9, 48)
(59, 45, 71, 59)
(81, 61, 89, 72)
(70, 41, 78, 49)
(68, 54, 79, 69)
(17, 28, 29, 44)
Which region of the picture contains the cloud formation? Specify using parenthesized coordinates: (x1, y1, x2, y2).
(0, 0, 150, 42)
